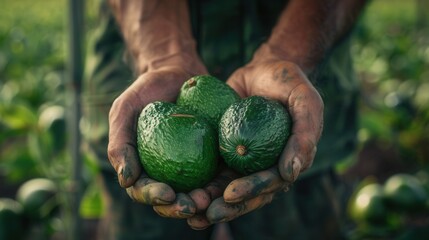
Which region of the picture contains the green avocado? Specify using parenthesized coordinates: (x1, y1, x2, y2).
(137, 101, 219, 192)
(177, 75, 240, 128)
(383, 173, 428, 212)
(219, 96, 292, 175)
(0, 198, 24, 240)
(16, 178, 58, 221)
(348, 183, 389, 224)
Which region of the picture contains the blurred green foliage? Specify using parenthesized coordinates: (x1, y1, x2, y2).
(0, 0, 103, 227)
(0, 0, 68, 182)
(353, 0, 429, 166)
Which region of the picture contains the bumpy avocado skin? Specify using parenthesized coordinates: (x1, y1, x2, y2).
(177, 75, 240, 128)
(137, 101, 218, 192)
(219, 96, 292, 175)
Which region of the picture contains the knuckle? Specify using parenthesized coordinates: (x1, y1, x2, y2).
(107, 144, 122, 164)
(109, 96, 124, 119)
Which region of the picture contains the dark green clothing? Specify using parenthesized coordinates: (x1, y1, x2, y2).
(82, 0, 358, 239)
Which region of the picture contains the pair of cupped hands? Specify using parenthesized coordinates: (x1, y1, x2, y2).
(107, 46, 324, 230)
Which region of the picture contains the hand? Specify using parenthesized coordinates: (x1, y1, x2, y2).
(188, 56, 324, 227)
(108, 59, 209, 218)
(185, 165, 241, 230)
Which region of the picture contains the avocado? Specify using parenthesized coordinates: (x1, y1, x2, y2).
(16, 178, 58, 221)
(0, 198, 24, 240)
(383, 174, 428, 212)
(177, 75, 240, 128)
(137, 101, 219, 192)
(349, 183, 389, 224)
(219, 96, 292, 175)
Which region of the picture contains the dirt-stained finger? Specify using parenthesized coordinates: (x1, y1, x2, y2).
(187, 214, 211, 230)
(153, 193, 196, 219)
(277, 79, 323, 182)
(107, 142, 142, 188)
(107, 89, 144, 188)
(203, 166, 240, 200)
(278, 133, 317, 183)
(189, 189, 211, 212)
(126, 177, 176, 205)
(223, 166, 287, 203)
(206, 193, 274, 224)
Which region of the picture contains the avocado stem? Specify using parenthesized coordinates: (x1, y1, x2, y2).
(236, 145, 247, 156)
(187, 78, 196, 87)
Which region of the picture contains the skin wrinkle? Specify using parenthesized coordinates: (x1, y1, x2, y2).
(289, 106, 323, 143)
(142, 184, 157, 204)
(138, 0, 160, 22)
(287, 83, 323, 135)
(111, 0, 199, 75)
(217, 193, 275, 223)
(149, 52, 194, 72)
(109, 96, 140, 139)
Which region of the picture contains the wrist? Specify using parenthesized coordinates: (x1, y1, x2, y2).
(110, 0, 205, 76)
(251, 0, 336, 75)
(134, 38, 207, 76)
(251, 41, 324, 76)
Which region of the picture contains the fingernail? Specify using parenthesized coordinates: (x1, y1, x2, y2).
(224, 190, 242, 203)
(118, 165, 133, 187)
(292, 157, 302, 181)
(178, 211, 194, 217)
(118, 166, 125, 187)
(285, 157, 301, 183)
(154, 198, 172, 205)
(191, 226, 209, 231)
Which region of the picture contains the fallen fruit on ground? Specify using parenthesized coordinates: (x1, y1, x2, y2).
(0, 198, 24, 240)
(349, 183, 389, 224)
(16, 178, 59, 221)
(383, 173, 428, 212)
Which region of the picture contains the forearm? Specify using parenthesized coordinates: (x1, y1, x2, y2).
(109, 0, 204, 75)
(259, 0, 367, 74)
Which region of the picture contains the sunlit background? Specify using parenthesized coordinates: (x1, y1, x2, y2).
(1, 0, 428, 239)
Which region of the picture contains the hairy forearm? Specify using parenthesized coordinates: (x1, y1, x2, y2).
(262, 0, 367, 74)
(109, 0, 202, 74)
